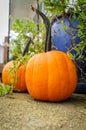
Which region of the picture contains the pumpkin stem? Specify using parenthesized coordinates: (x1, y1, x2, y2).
(31, 5, 52, 52)
(22, 36, 34, 56)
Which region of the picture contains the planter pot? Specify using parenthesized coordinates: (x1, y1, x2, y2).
(75, 82, 86, 94)
(51, 14, 86, 93)
(51, 13, 80, 53)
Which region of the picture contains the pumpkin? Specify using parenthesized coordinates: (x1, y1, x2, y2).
(2, 61, 27, 92)
(25, 6, 78, 102)
(2, 36, 33, 92)
(2, 60, 27, 92)
(26, 50, 77, 102)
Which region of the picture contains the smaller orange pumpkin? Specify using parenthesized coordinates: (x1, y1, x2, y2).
(2, 35, 33, 92)
(2, 60, 27, 92)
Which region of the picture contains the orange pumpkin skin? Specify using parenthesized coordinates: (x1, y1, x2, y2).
(2, 60, 27, 92)
(25, 50, 77, 102)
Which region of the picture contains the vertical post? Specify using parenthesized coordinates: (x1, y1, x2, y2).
(3, 37, 8, 63)
(7, 0, 11, 61)
(36, 0, 40, 35)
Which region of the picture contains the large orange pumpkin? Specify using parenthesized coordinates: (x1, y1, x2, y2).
(25, 6, 77, 102)
(25, 50, 77, 102)
(2, 60, 27, 92)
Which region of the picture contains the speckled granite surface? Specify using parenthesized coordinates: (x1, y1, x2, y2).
(0, 93, 86, 130)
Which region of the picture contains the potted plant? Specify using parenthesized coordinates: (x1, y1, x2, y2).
(43, 0, 86, 93)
